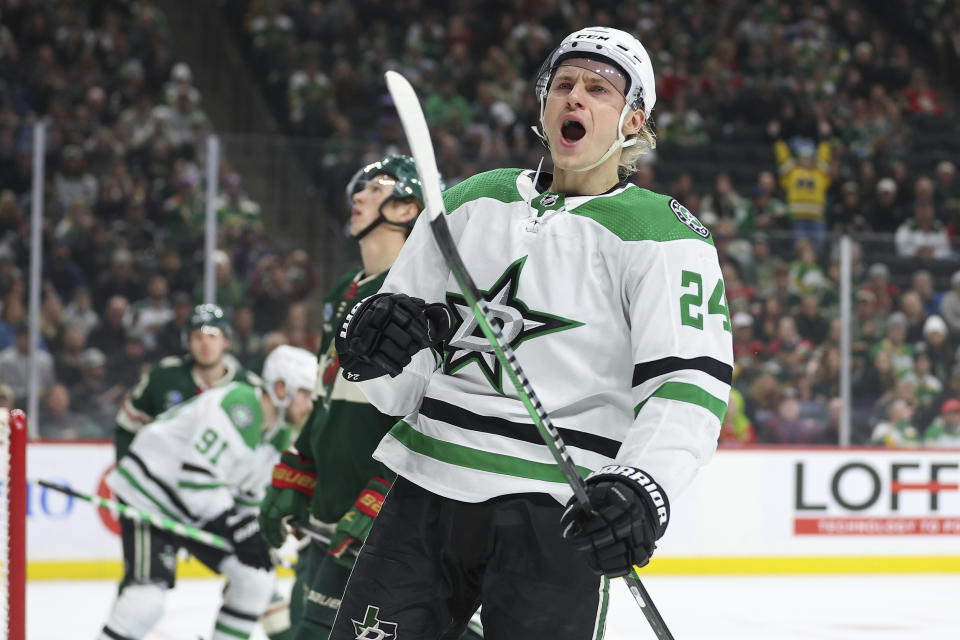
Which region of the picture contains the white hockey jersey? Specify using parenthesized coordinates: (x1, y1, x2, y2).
(358, 168, 733, 505)
(108, 381, 290, 525)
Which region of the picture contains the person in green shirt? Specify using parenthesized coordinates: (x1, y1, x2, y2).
(258, 155, 480, 640)
(870, 398, 922, 447)
(114, 302, 262, 460)
(924, 398, 960, 447)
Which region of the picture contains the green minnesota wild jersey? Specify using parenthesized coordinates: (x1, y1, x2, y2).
(296, 267, 396, 523)
(115, 354, 261, 458)
(356, 168, 734, 505)
(109, 382, 291, 524)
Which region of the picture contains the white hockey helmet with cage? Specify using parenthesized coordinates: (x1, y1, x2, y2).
(261, 344, 318, 411)
(534, 27, 657, 172)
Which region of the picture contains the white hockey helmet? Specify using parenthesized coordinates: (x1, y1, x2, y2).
(534, 27, 657, 172)
(261, 345, 318, 410)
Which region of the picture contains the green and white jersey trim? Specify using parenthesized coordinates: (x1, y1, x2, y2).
(360, 168, 732, 504)
(109, 382, 286, 524)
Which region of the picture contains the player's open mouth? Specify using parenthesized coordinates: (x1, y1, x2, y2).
(560, 118, 586, 145)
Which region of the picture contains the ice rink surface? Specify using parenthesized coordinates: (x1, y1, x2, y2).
(27, 573, 960, 639)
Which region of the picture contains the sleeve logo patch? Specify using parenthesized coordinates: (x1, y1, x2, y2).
(163, 390, 184, 409)
(670, 199, 710, 238)
(229, 403, 255, 428)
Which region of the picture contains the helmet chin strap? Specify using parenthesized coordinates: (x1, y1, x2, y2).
(352, 212, 384, 241)
(571, 103, 635, 173)
(352, 199, 412, 240)
(266, 382, 291, 414)
(534, 103, 638, 174)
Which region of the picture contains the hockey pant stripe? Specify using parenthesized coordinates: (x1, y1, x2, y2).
(138, 520, 148, 580)
(591, 577, 610, 640)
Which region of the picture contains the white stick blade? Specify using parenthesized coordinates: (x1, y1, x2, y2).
(384, 70, 446, 221)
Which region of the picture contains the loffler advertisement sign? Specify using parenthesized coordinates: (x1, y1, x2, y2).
(26, 443, 960, 576)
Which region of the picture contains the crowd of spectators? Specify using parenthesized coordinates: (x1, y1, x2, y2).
(4, 0, 960, 449)
(229, 0, 960, 448)
(872, 0, 960, 83)
(0, 1, 319, 439)
(715, 228, 960, 448)
(232, 1, 958, 194)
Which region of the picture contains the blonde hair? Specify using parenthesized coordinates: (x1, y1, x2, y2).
(619, 114, 657, 175)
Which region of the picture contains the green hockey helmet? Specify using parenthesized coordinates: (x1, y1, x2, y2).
(346, 155, 441, 240)
(186, 303, 231, 338)
(347, 155, 423, 207)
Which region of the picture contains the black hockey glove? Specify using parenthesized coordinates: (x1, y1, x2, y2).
(560, 465, 670, 578)
(335, 293, 452, 381)
(208, 509, 274, 571)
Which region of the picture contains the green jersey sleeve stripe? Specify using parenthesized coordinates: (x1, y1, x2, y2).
(177, 480, 227, 490)
(389, 420, 592, 483)
(634, 381, 728, 421)
(235, 497, 261, 507)
(116, 467, 184, 522)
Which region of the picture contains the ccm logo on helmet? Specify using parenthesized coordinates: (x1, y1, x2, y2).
(577, 34, 610, 40)
(591, 464, 669, 527)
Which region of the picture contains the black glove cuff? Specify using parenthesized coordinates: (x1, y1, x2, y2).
(335, 294, 393, 382)
(335, 293, 452, 382)
(422, 302, 453, 346)
(585, 465, 670, 539)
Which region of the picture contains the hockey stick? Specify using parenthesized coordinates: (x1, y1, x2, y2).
(38, 479, 233, 552)
(384, 70, 673, 639)
(290, 519, 333, 546)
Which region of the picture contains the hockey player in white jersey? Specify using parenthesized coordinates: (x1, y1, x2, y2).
(330, 27, 733, 639)
(98, 344, 319, 640)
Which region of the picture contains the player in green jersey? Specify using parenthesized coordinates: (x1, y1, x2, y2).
(114, 303, 262, 461)
(257, 155, 465, 640)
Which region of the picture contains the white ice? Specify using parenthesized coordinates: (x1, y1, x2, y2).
(27, 573, 960, 639)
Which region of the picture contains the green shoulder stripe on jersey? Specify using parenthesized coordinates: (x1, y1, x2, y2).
(442, 168, 525, 213)
(220, 384, 263, 449)
(634, 381, 728, 421)
(569, 189, 715, 245)
(389, 420, 592, 482)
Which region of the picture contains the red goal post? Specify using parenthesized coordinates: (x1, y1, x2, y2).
(1, 409, 26, 640)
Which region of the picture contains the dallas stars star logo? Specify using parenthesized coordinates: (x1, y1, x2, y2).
(443, 256, 583, 393)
